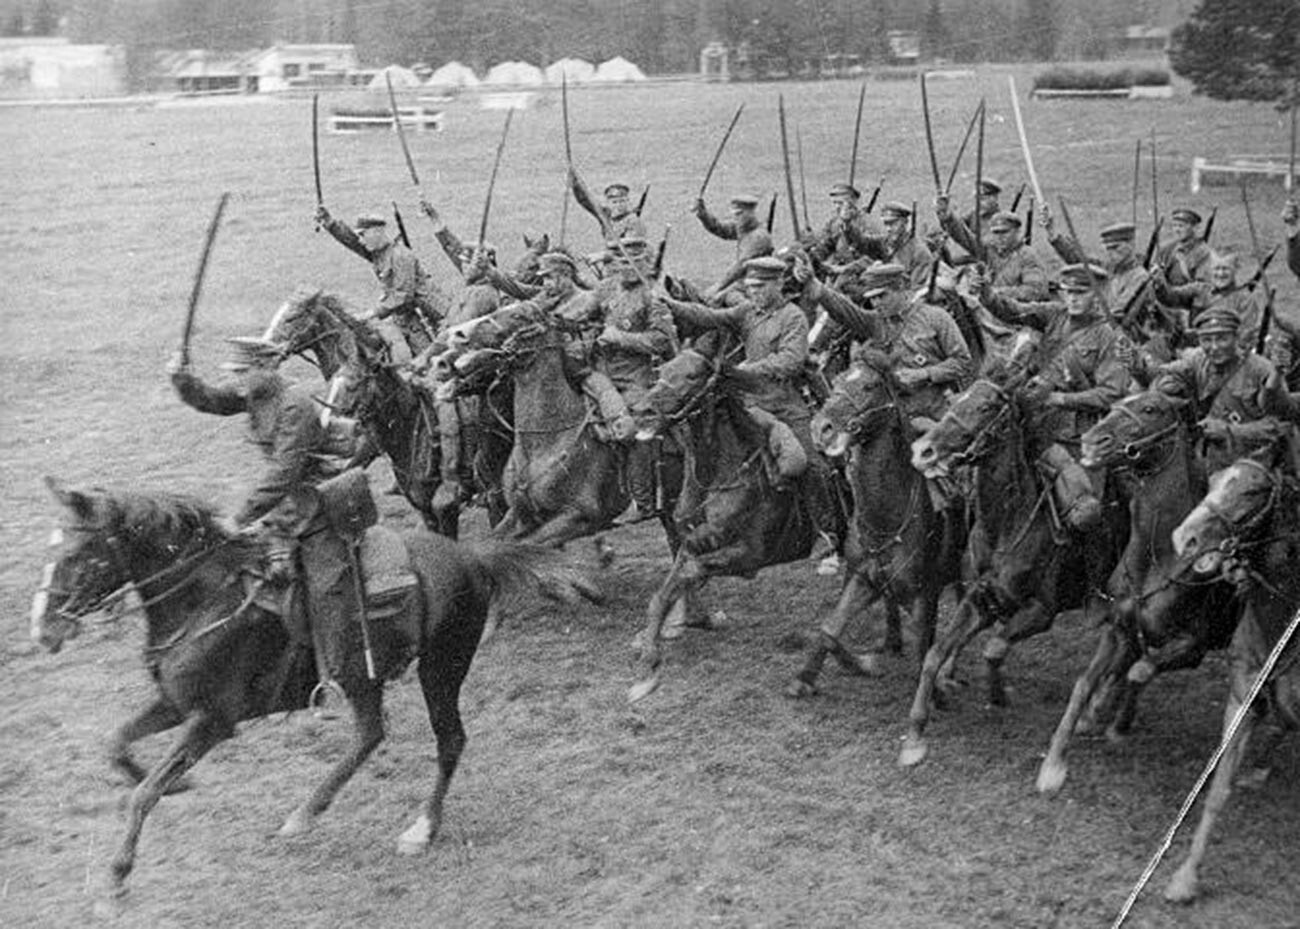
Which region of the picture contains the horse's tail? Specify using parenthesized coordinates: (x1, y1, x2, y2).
(462, 540, 604, 610)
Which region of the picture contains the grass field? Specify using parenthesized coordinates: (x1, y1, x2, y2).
(2, 65, 1299, 928)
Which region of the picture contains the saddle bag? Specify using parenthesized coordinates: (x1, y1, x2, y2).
(316, 467, 378, 537)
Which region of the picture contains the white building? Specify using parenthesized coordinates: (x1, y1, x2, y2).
(0, 36, 125, 99)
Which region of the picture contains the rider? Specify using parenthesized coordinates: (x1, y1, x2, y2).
(660, 255, 842, 572)
(1155, 207, 1213, 287)
(977, 262, 1132, 531)
(1151, 305, 1293, 476)
(936, 203, 1049, 302)
(808, 183, 877, 267)
(841, 201, 934, 289)
(167, 336, 361, 705)
(569, 169, 647, 248)
(691, 193, 774, 298)
(1153, 250, 1269, 352)
(314, 206, 448, 359)
(558, 237, 679, 523)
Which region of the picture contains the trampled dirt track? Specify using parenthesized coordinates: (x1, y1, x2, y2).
(2, 69, 1298, 928)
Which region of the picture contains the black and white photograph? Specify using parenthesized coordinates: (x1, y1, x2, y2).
(2, 1, 1299, 926)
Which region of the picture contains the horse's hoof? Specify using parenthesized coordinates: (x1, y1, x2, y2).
(785, 677, 818, 699)
(628, 674, 660, 704)
(1127, 659, 1156, 685)
(898, 735, 929, 768)
(1163, 863, 1199, 904)
(1036, 759, 1067, 795)
(834, 650, 883, 678)
(396, 815, 434, 856)
(279, 806, 314, 837)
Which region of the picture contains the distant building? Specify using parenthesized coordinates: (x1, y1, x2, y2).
(1122, 25, 1171, 54)
(0, 36, 125, 99)
(251, 44, 360, 92)
(157, 43, 361, 94)
(886, 31, 921, 63)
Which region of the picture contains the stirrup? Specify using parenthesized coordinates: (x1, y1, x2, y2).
(309, 680, 347, 720)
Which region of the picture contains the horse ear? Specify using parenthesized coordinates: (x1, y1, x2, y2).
(523, 233, 534, 249)
(45, 476, 95, 520)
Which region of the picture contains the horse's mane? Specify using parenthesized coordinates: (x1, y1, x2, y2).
(80, 488, 259, 561)
(307, 291, 391, 364)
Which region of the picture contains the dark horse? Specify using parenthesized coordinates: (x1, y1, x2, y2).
(30, 477, 595, 895)
(1036, 389, 1238, 794)
(628, 344, 846, 702)
(453, 298, 681, 551)
(901, 372, 1122, 767)
(264, 287, 514, 537)
(787, 352, 966, 697)
(1161, 459, 1300, 903)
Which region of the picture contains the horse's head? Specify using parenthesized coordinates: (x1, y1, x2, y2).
(911, 377, 1013, 478)
(812, 352, 898, 460)
(263, 287, 382, 379)
(1081, 390, 1185, 470)
(32, 478, 227, 653)
(637, 349, 714, 431)
(1172, 459, 1282, 582)
(514, 233, 551, 284)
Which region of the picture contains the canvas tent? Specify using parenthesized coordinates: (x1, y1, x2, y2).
(367, 64, 421, 89)
(592, 57, 647, 83)
(483, 61, 543, 86)
(545, 58, 595, 84)
(427, 61, 478, 88)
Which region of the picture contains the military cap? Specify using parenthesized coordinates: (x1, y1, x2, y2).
(729, 194, 761, 208)
(1171, 208, 1203, 226)
(1058, 263, 1108, 292)
(743, 256, 789, 281)
(1099, 221, 1137, 243)
(458, 240, 497, 260)
(1194, 306, 1239, 334)
(979, 178, 1003, 196)
(858, 262, 908, 296)
(829, 183, 861, 200)
(538, 251, 579, 277)
(880, 201, 912, 219)
(988, 211, 1022, 232)
(221, 336, 284, 372)
(355, 213, 387, 229)
(603, 182, 631, 198)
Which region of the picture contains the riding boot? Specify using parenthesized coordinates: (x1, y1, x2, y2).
(432, 395, 462, 511)
(801, 462, 843, 575)
(1040, 443, 1102, 532)
(622, 439, 659, 523)
(582, 370, 635, 442)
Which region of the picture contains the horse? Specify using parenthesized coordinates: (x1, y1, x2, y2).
(787, 351, 965, 697)
(453, 298, 681, 552)
(627, 344, 846, 702)
(264, 287, 514, 537)
(30, 477, 596, 896)
(1036, 389, 1238, 794)
(1160, 459, 1300, 903)
(900, 371, 1122, 767)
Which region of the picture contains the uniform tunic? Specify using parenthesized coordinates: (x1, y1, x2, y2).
(562, 280, 677, 403)
(851, 232, 935, 289)
(809, 210, 878, 266)
(1156, 237, 1212, 286)
(944, 214, 1049, 301)
(696, 205, 774, 291)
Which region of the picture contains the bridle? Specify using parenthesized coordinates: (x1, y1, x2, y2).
(939, 381, 1015, 468)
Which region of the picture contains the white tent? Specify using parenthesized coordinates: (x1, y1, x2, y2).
(483, 61, 544, 86)
(427, 61, 479, 88)
(545, 57, 595, 84)
(592, 56, 647, 83)
(367, 64, 421, 89)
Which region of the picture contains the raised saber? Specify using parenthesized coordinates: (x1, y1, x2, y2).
(796, 125, 811, 233)
(1007, 76, 1044, 207)
(973, 98, 986, 261)
(777, 94, 800, 238)
(1149, 129, 1159, 224)
(1130, 138, 1141, 227)
(312, 94, 323, 230)
(849, 82, 866, 191)
(1290, 92, 1298, 192)
(944, 99, 984, 195)
(180, 192, 230, 366)
(920, 71, 943, 194)
(698, 102, 745, 201)
(385, 72, 423, 193)
(477, 108, 515, 253)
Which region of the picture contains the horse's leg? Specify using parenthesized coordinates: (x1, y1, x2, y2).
(280, 682, 384, 836)
(109, 712, 226, 895)
(630, 554, 706, 703)
(1037, 623, 1129, 794)
(431, 495, 460, 541)
(107, 697, 186, 787)
(397, 629, 478, 856)
(899, 591, 994, 768)
(983, 599, 1051, 708)
(788, 572, 880, 698)
(1164, 692, 1254, 904)
(883, 596, 905, 655)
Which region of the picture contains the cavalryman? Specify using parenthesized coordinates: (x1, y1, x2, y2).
(1151, 305, 1293, 475)
(1155, 207, 1213, 286)
(692, 192, 774, 297)
(569, 169, 647, 247)
(808, 183, 877, 267)
(977, 262, 1132, 531)
(314, 206, 448, 358)
(661, 255, 842, 570)
(936, 203, 1049, 302)
(167, 336, 361, 708)
(1154, 250, 1268, 351)
(843, 201, 934, 289)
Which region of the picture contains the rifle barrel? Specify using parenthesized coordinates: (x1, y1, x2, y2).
(849, 82, 866, 191)
(777, 95, 800, 238)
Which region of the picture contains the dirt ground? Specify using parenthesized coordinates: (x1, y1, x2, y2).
(2, 68, 1298, 928)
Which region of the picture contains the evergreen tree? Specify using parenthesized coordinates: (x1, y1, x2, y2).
(1170, 0, 1300, 102)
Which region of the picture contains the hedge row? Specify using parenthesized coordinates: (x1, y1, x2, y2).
(1033, 66, 1171, 91)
